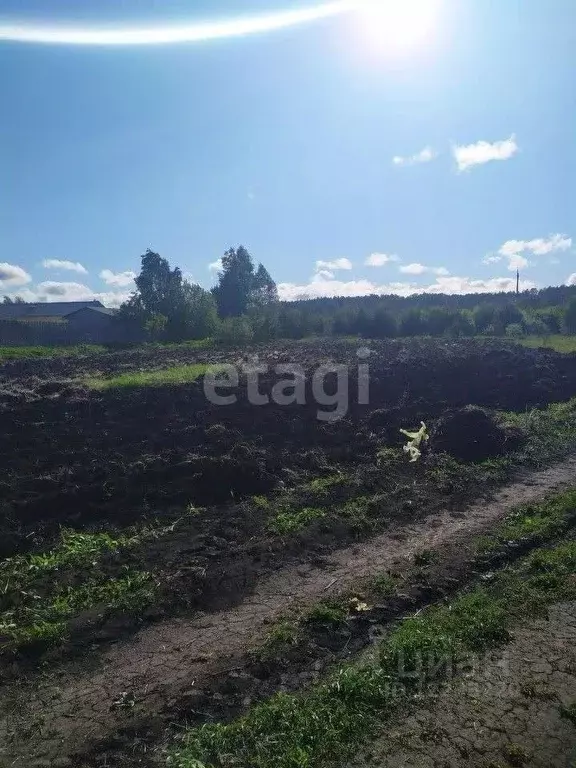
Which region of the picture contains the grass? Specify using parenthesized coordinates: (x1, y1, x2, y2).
(85, 362, 223, 390)
(267, 507, 325, 535)
(516, 335, 576, 353)
(168, 536, 576, 768)
(477, 489, 576, 553)
(305, 600, 349, 627)
(0, 343, 107, 361)
(256, 621, 301, 661)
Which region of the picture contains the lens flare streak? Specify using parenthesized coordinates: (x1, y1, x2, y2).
(0, 1, 359, 46)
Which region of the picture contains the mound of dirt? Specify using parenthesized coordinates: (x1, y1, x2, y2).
(430, 406, 526, 462)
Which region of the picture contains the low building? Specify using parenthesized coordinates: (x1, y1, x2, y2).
(0, 300, 106, 322)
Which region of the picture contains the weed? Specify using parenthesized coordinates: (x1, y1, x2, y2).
(369, 573, 398, 597)
(0, 570, 156, 649)
(413, 549, 438, 566)
(252, 495, 270, 510)
(501, 742, 529, 766)
(305, 600, 348, 626)
(479, 489, 576, 553)
(257, 621, 301, 660)
(267, 507, 325, 535)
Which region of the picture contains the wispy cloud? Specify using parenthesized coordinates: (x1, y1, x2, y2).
(392, 146, 437, 167)
(0, 263, 31, 286)
(492, 233, 572, 272)
(42, 259, 88, 274)
(453, 134, 518, 171)
(499, 234, 572, 257)
(399, 263, 449, 276)
(278, 274, 535, 301)
(100, 269, 136, 287)
(506, 254, 528, 272)
(208, 259, 223, 272)
(365, 253, 400, 267)
(315, 258, 352, 271)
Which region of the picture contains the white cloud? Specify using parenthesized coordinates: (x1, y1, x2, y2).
(18, 281, 130, 307)
(494, 233, 572, 272)
(0, 263, 31, 287)
(365, 253, 400, 267)
(99, 269, 136, 287)
(42, 259, 88, 274)
(399, 263, 449, 276)
(392, 147, 437, 166)
(208, 259, 223, 272)
(37, 281, 94, 299)
(566, 274, 576, 287)
(498, 234, 572, 257)
(506, 254, 529, 272)
(315, 269, 335, 280)
(453, 134, 518, 171)
(278, 274, 533, 301)
(482, 255, 502, 265)
(315, 258, 353, 271)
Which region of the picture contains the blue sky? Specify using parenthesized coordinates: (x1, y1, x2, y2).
(0, 0, 574, 305)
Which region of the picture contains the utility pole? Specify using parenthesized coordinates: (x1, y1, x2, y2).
(516, 269, 520, 295)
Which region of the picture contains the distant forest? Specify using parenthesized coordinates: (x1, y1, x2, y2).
(6, 249, 576, 343)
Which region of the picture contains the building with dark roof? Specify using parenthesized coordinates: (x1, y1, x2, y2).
(0, 300, 105, 321)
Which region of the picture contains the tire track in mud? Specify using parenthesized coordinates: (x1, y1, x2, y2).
(3, 457, 576, 767)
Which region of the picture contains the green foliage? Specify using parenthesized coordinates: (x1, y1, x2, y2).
(119, 249, 219, 342)
(85, 362, 220, 389)
(212, 246, 278, 319)
(1, 570, 155, 649)
(214, 316, 254, 346)
(144, 312, 168, 340)
(564, 297, 576, 333)
(505, 322, 524, 338)
(267, 507, 325, 535)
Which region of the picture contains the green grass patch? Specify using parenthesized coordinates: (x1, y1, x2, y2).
(478, 489, 576, 553)
(305, 600, 349, 627)
(267, 507, 325, 535)
(168, 535, 576, 768)
(0, 527, 164, 651)
(0, 570, 156, 649)
(255, 620, 301, 661)
(368, 573, 399, 598)
(85, 362, 224, 390)
(303, 474, 349, 497)
(517, 335, 576, 353)
(0, 529, 135, 590)
(0, 343, 107, 361)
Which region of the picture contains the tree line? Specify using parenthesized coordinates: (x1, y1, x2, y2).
(115, 247, 576, 343)
(6, 248, 576, 342)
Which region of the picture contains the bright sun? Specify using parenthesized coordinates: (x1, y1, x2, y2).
(354, 0, 441, 56)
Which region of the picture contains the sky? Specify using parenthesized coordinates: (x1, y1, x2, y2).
(0, 0, 574, 306)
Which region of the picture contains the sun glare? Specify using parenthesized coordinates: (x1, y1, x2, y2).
(354, 0, 441, 56)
